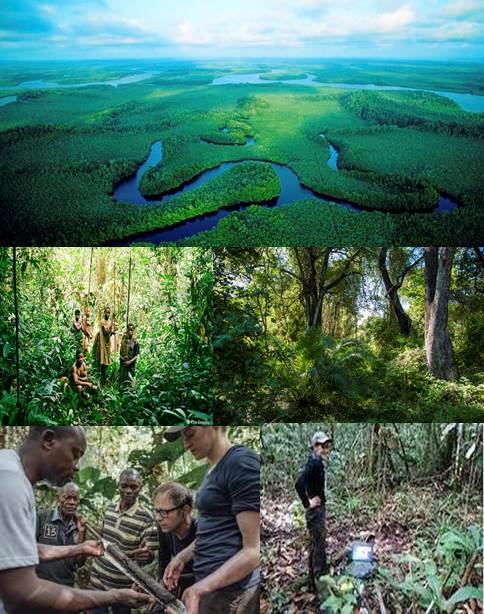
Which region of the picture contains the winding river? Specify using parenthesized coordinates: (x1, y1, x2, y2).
(109, 135, 457, 245)
(2, 68, 483, 111)
(211, 71, 484, 113)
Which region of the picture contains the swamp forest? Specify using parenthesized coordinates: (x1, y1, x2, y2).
(0, 247, 213, 425)
(0, 59, 483, 246)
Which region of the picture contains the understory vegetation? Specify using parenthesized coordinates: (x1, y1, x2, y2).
(261, 423, 483, 613)
(214, 248, 484, 423)
(0, 59, 482, 245)
(0, 247, 213, 425)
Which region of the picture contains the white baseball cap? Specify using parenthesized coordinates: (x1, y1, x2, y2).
(311, 431, 332, 446)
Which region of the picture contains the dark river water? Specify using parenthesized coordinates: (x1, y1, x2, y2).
(109, 136, 457, 245)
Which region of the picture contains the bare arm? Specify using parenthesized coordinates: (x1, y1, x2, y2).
(37, 541, 102, 562)
(0, 566, 150, 612)
(181, 511, 260, 613)
(163, 540, 196, 589)
(125, 353, 140, 366)
(72, 365, 89, 387)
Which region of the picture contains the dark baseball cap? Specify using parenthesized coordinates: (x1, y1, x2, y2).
(163, 426, 186, 442)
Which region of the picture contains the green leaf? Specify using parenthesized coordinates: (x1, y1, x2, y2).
(445, 585, 484, 610)
(3, 342, 11, 358)
(426, 572, 443, 605)
(77, 466, 101, 484)
(177, 463, 209, 488)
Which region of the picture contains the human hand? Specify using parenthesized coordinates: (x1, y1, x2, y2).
(131, 583, 157, 610)
(112, 588, 151, 607)
(182, 583, 210, 614)
(309, 496, 321, 509)
(131, 540, 154, 564)
(81, 539, 104, 557)
(163, 555, 185, 591)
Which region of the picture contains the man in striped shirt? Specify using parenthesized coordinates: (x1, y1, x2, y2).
(88, 468, 158, 614)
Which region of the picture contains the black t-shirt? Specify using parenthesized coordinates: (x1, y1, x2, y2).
(295, 452, 326, 509)
(193, 445, 260, 591)
(157, 518, 197, 581)
(36, 508, 80, 587)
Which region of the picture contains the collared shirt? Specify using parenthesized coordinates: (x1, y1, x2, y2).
(295, 451, 326, 509)
(89, 499, 158, 590)
(36, 506, 80, 587)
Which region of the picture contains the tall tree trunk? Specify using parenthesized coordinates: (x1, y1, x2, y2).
(378, 248, 412, 336)
(424, 247, 459, 380)
(13, 247, 21, 413)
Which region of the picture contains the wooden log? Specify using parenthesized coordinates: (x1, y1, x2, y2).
(105, 543, 186, 614)
(87, 523, 186, 613)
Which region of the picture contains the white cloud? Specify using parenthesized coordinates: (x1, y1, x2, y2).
(376, 5, 414, 32)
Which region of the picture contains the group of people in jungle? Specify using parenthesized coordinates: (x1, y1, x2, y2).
(70, 306, 140, 399)
(0, 426, 260, 614)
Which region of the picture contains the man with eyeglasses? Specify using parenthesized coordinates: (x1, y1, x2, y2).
(162, 426, 260, 614)
(152, 482, 197, 613)
(295, 431, 333, 591)
(88, 468, 158, 614)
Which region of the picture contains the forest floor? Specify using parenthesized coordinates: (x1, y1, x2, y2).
(261, 484, 483, 613)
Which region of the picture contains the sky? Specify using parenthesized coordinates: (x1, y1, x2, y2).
(1, 0, 483, 61)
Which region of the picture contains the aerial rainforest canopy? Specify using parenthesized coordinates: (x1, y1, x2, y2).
(0, 247, 213, 425)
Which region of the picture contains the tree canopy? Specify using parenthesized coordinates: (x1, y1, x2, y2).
(214, 248, 484, 423)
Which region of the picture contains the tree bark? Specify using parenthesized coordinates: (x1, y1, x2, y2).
(378, 248, 412, 336)
(13, 247, 21, 413)
(290, 248, 359, 332)
(424, 247, 459, 380)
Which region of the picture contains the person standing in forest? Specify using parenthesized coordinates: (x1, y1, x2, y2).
(118, 323, 140, 387)
(0, 426, 150, 613)
(72, 309, 83, 348)
(82, 306, 94, 354)
(92, 306, 116, 386)
(295, 431, 332, 591)
(152, 482, 197, 612)
(162, 426, 260, 614)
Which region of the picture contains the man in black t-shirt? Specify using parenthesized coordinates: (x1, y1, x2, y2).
(295, 431, 333, 591)
(162, 426, 260, 614)
(152, 482, 197, 612)
(36, 482, 87, 587)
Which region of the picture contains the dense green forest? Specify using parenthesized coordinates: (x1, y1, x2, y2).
(0, 248, 213, 425)
(214, 247, 484, 423)
(261, 423, 483, 613)
(0, 59, 482, 245)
